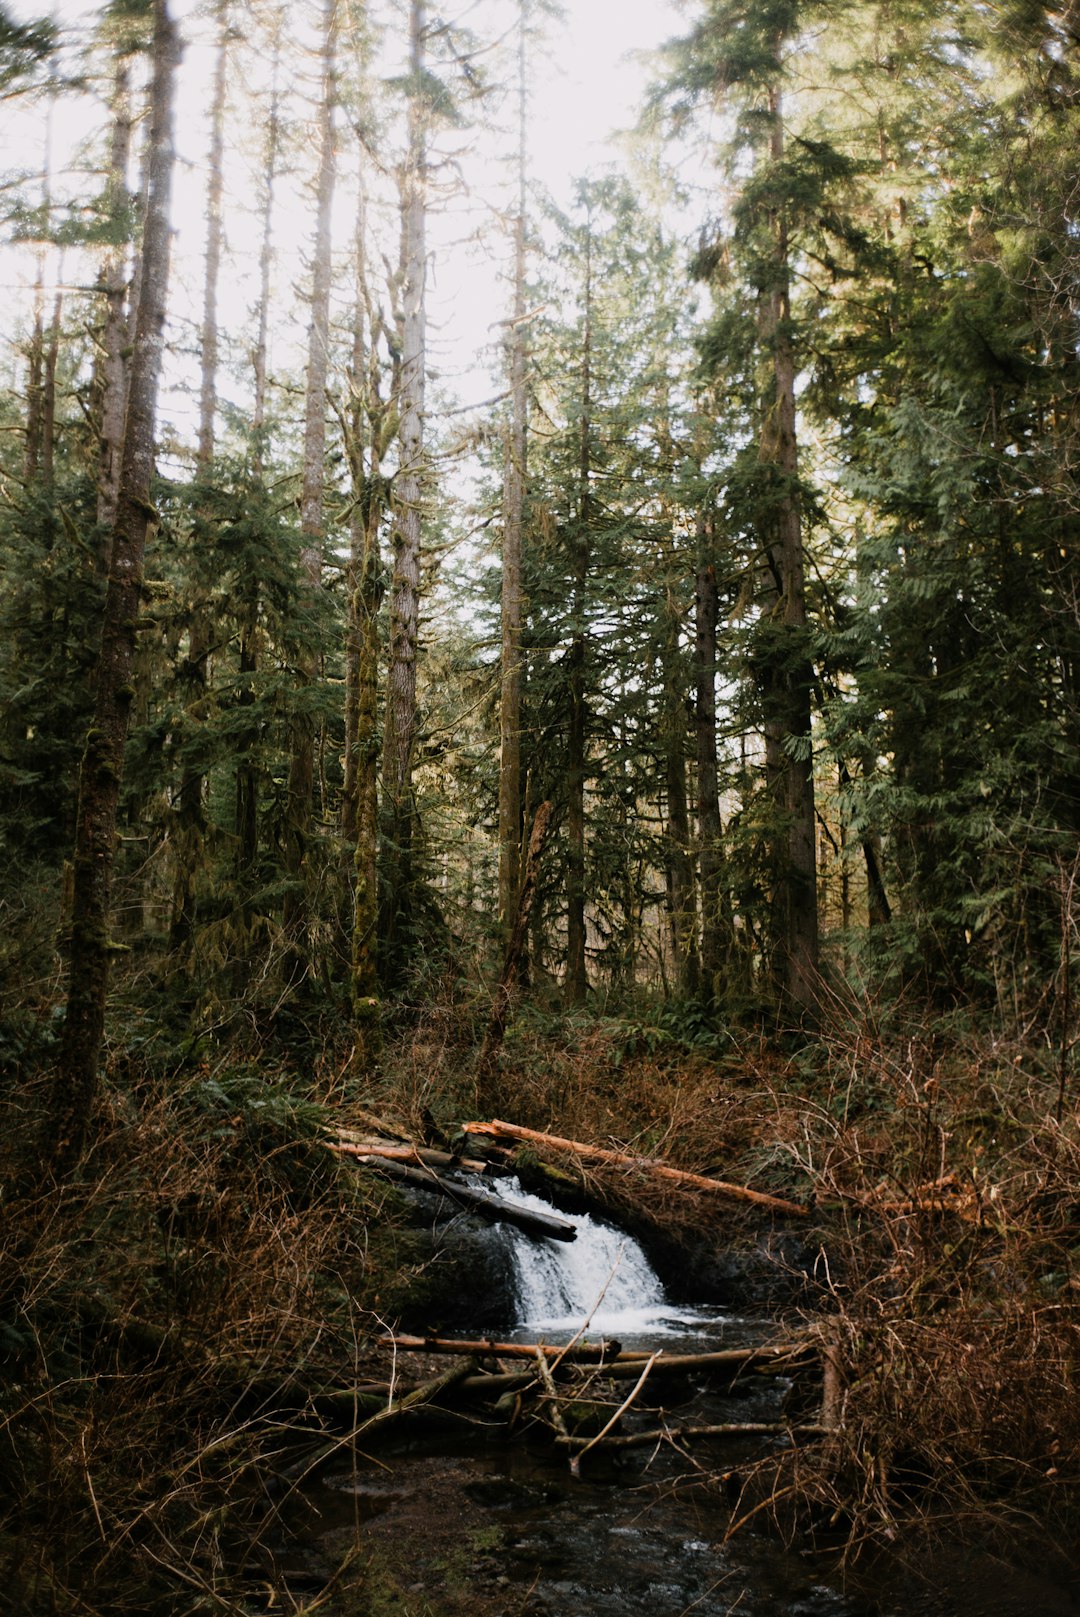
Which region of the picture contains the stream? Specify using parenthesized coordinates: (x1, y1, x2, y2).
(281, 1180, 1079, 1617)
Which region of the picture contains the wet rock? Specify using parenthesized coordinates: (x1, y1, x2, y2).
(464, 1477, 562, 1510)
(643, 1224, 826, 1314)
(374, 1192, 518, 1330)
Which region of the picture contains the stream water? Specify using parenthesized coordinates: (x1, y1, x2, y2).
(487, 1174, 718, 1340)
(286, 1181, 1079, 1617)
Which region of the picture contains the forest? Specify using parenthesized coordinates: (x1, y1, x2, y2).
(1, 0, 1078, 1611)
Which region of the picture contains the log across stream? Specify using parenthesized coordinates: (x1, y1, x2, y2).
(277, 1167, 1076, 1617)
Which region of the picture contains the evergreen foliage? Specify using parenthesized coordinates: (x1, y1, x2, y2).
(0, 0, 1075, 1056)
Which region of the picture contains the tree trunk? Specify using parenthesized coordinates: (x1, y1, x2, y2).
(24, 245, 45, 487)
(565, 206, 591, 1006)
(498, 1, 529, 942)
(663, 581, 700, 998)
(250, 37, 280, 466)
(757, 79, 818, 1019)
(479, 800, 553, 1080)
(94, 57, 133, 550)
(39, 274, 63, 496)
(234, 36, 281, 879)
(462, 1119, 808, 1216)
(169, 0, 228, 963)
(381, 0, 428, 972)
(695, 512, 732, 1004)
(52, 0, 179, 1172)
(283, 0, 337, 975)
(343, 166, 385, 1060)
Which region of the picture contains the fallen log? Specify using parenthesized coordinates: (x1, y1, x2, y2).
(328, 1140, 493, 1174)
(459, 1368, 539, 1394)
(339, 1111, 413, 1143)
(462, 1119, 808, 1217)
(286, 1358, 477, 1477)
(300, 1343, 818, 1426)
(579, 1345, 813, 1381)
(382, 1333, 620, 1362)
(334, 1150, 577, 1242)
(380, 1335, 809, 1374)
(555, 1420, 826, 1450)
(375, 1344, 814, 1400)
(847, 1189, 983, 1224)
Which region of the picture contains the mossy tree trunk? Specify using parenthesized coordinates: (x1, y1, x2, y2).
(756, 75, 819, 1019)
(169, 0, 229, 965)
(695, 511, 734, 1005)
(52, 0, 179, 1172)
(343, 164, 385, 1063)
(234, 36, 282, 883)
(283, 0, 337, 979)
(94, 57, 133, 546)
(380, 0, 428, 973)
(498, 0, 529, 946)
(565, 202, 591, 1007)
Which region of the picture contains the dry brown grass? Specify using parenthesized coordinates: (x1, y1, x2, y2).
(3, 996, 1076, 1606)
(0, 1067, 390, 1614)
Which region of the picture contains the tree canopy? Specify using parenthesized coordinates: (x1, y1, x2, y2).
(0, 0, 1076, 1100)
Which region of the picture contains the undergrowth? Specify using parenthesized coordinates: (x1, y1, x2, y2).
(0, 1060, 400, 1615)
(467, 998, 1080, 1556)
(2, 981, 1077, 1608)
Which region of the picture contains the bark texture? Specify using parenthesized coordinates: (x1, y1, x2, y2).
(283, 0, 337, 970)
(565, 206, 591, 1006)
(94, 58, 132, 543)
(344, 169, 385, 1059)
(498, 0, 529, 940)
(381, 0, 428, 968)
(757, 79, 819, 1018)
(695, 509, 734, 1002)
(53, 0, 179, 1171)
(169, 0, 228, 961)
(663, 577, 700, 998)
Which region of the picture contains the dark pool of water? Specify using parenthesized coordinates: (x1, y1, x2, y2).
(283, 1425, 1078, 1617)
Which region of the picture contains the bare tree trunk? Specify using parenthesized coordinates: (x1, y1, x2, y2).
(40, 275, 63, 497)
(498, 0, 529, 942)
(565, 206, 591, 1006)
(663, 585, 700, 998)
(695, 509, 733, 1003)
(757, 79, 818, 1019)
(24, 261, 44, 486)
(341, 296, 364, 853)
(52, 0, 179, 1172)
(343, 165, 385, 1060)
(283, 0, 337, 974)
(479, 800, 553, 1081)
(24, 110, 51, 489)
(195, 5, 226, 477)
(381, 0, 428, 970)
(170, 0, 229, 963)
(94, 57, 133, 551)
(351, 465, 384, 1048)
(250, 35, 280, 465)
(234, 34, 281, 879)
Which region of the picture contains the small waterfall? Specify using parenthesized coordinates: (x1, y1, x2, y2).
(487, 1176, 707, 1338)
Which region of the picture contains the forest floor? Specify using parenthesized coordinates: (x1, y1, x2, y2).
(1, 994, 1078, 1614)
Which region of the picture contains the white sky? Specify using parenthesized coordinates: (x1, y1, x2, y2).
(3, 0, 694, 444)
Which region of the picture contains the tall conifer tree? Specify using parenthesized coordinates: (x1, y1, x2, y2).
(53, 0, 179, 1169)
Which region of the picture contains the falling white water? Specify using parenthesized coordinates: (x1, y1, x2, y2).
(487, 1176, 714, 1339)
